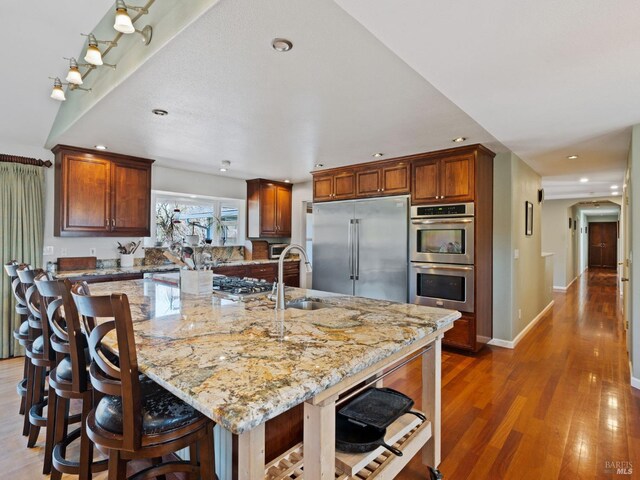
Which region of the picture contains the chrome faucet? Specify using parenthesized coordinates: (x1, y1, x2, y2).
(275, 244, 312, 310)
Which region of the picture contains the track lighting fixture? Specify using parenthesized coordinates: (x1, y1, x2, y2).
(82, 33, 117, 66)
(49, 77, 90, 102)
(46, 2, 155, 101)
(113, 1, 153, 44)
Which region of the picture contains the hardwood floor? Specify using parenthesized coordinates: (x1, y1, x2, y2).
(0, 268, 638, 479)
(393, 268, 640, 479)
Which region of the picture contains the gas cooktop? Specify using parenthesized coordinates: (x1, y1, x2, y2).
(211, 276, 273, 300)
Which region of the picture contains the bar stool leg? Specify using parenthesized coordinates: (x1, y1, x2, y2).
(19, 356, 29, 415)
(108, 449, 127, 480)
(22, 360, 35, 436)
(79, 392, 93, 480)
(50, 395, 69, 480)
(199, 425, 216, 480)
(43, 387, 58, 474)
(27, 365, 46, 447)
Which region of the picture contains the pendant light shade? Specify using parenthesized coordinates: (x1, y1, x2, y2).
(65, 58, 83, 85)
(114, 1, 135, 34)
(84, 34, 103, 65)
(50, 78, 66, 101)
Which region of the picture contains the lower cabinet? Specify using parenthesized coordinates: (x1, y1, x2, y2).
(212, 262, 300, 287)
(443, 313, 475, 351)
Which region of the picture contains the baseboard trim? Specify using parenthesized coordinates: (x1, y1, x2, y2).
(630, 361, 640, 390)
(488, 300, 555, 350)
(553, 275, 577, 292)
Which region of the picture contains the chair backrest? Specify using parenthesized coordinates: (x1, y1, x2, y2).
(71, 285, 142, 450)
(6, 262, 28, 309)
(35, 275, 89, 392)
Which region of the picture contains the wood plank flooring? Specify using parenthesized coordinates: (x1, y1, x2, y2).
(392, 268, 640, 479)
(0, 268, 638, 479)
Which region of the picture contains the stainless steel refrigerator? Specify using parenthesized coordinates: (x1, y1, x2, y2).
(312, 196, 408, 302)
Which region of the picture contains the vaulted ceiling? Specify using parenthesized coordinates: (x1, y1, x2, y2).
(2, 0, 637, 200)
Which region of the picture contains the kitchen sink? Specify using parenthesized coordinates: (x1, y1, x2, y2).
(286, 298, 331, 310)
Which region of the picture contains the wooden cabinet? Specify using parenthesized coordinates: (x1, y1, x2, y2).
(412, 152, 474, 204)
(313, 161, 409, 202)
(313, 171, 356, 201)
(53, 145, 154, 237)
(247, 179, 293, 238)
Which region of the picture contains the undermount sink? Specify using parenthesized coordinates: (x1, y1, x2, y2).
(285, 298, 330, 311)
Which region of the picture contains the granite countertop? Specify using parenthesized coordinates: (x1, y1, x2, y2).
(53, 258, 299, 279)
(89, 278, 460, 435)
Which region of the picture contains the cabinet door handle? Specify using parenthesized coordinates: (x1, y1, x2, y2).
(112, 219, 116, 227)
(381, 188, 384, 192)
(105, 219, 109, 227)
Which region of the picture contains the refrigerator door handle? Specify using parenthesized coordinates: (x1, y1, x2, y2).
(348, 219, 354, 280)
(355, 219, 360, 280)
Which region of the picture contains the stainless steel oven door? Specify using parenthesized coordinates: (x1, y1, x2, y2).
(409, 263, 474, 313)
(410, 217, 474, 264)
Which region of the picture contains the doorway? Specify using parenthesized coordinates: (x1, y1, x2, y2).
(588, 222, 618, 268)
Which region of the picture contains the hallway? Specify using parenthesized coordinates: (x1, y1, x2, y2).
(396, 268, 640, 479)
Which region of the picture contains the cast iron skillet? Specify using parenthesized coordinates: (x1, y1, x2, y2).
(335, 415, 403, 457)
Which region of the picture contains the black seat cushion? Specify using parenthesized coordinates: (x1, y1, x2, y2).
(32, 336, 44, 354)
(56, 348, 91, 382)
(94, 376, 201, 435)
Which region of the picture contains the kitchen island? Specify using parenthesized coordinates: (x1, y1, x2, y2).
(89, 277, 459, 479)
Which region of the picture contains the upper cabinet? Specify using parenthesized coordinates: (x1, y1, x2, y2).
(247, 179, 293, 238)
(311, 145, 492, 206)
(313, 160, 410, 202)
(412, 152, 474, 204)
(53, 145, 154, 237)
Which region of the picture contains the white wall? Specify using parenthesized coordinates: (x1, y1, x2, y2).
(492, 152, 551, 344)
(628, 124, 640, 384)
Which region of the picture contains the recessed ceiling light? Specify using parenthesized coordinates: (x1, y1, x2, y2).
(314, 163, 324, 168)
(452, 137, 467, 143)
(219, 160, 231, 172)
(580, 178, 589, 183)
(612, 191, 619, 196)
(284, 179, 290, 183)
(189, 195, 197, 199)
(567, 155, 579, 160)
(372, 153, 384, 158)
(152, 108, 168, 116)
(94, 145, 107, 150)
(272, 38, 293, 52)
(611, 185, 618, 189)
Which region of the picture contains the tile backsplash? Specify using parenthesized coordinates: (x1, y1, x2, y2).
(143, 246, 245, 266)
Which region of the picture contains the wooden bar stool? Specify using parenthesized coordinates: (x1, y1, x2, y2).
(16, 265, 49, 439)
(35, 275, 107, 480)
(71, 285, 216, 480)
(18, 266, 58, 472)
(4, 261, 31, 419)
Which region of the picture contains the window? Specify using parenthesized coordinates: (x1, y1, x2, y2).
(154, 193, 244, 246)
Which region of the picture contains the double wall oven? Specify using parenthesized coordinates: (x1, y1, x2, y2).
(410, 203, 475, 312)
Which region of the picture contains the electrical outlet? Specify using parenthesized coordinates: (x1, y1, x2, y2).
(514, 249, 520, 259)
(518, 309, 522, 320)
(89, 247, 97, 256)
(43, 246, 54, 256)
(60, 248, 68, 256)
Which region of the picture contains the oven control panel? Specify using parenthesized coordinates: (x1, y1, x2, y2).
(411, 202, 474, 218)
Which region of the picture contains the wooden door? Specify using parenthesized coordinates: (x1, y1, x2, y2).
(111, 161, 151, 236)
(440, 154, 474, 203)
(275, 186, 292, 237)
(60, 154, 111, 235)
(259, 182, 279, 236)
(381, 162, 410, 195)
(589, 222, 617, 268)
(412, 158, 440, 204)
(334, 171, 356, 200)
(356, 169, 381, 197)
(313, 176, 333, 202)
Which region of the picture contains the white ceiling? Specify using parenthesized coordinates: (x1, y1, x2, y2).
(334, 0, 640, 199)
(0, 0, 113, 149)
(48, 0, 506, 182)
